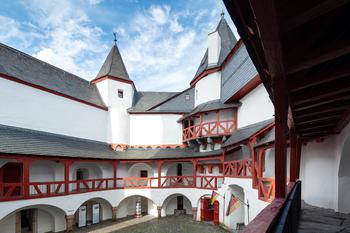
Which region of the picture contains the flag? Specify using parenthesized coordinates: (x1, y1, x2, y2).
(226, 194, 240, 216)
(210, 191, 219, 205)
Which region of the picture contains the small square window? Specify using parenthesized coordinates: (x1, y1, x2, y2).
(185, 93, 190, 100)
(118, 89, 123, 98)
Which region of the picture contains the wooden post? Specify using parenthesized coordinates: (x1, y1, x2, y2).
(274, 79, 289, 198)
(193, 159, 197, 188)
(289, 127, 297, 182)
(249, 138, 257, 188)
(157, 161, 163, 188)
(113, 160, 118, 189)
(296, 138, 302, 179)
(22, 158, 31, 198)
(64, 161, 71, 194)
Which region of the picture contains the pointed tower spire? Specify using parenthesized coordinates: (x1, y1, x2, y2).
(94, 43, 130, 81)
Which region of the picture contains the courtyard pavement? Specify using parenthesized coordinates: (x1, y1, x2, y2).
(71, 215, 230, 233)
(298, 202, 350, 233)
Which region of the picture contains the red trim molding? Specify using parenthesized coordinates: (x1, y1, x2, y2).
(190, 39, 244, 87)
(0, 73, 108, 111)
(91, 75, 133, 85)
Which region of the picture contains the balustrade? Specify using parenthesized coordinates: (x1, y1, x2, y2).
(183, 120, 235, 141)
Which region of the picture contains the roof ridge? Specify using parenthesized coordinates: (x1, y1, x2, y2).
(147, 88, 192, 111)
(0, 43, 93, 84)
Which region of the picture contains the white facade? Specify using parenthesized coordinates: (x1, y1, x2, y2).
(0, 78, 108, 142)
(194, 72, 221, 107)
(208, 31, 221, 65)
(130, 114, 183, 145)
(237, 84, 274, 128)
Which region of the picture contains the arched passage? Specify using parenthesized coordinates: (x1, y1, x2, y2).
(0, 204, 66, 233)
(74, 197, 113, 228)
(117, 195, 157, 219)
(196, 194, 220, 225)
(227, 184, 245, 230)
(162, 193, 192, 216)
(338, 136, 350, 213)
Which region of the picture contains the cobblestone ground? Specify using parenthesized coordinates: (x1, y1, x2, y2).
(71, 215, 230, 233)
(298, 202, 350, 233)
(111, 215, 230, 233)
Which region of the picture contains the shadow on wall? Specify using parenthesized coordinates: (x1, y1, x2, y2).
(339, 136, 350, 213)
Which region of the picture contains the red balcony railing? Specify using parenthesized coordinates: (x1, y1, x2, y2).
(183, 120, 235, 141)
(0, 175, 223, 202)
(223, 159, 253, 178)
(258, 177, 275, 203)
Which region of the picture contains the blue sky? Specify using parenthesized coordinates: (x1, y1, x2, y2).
(0, 0, 238, 91)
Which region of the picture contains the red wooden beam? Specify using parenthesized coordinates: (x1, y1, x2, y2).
(289, 127, 297, 182)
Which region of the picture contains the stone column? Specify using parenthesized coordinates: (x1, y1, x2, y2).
(157, 206, 162, 219)
(192, 207, 198, 221)
(112, 207, 118, 221)
(15, 212, 21, 233)
(65, 215, 75, 232)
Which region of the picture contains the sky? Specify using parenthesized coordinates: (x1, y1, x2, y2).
(0, 0, 238, 91)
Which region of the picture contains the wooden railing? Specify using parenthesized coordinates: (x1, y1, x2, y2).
(183, 120, 235, 141)
(258, 177, 275, 202)
(0, 175, 224, 202)
(223, 159, 252, 178)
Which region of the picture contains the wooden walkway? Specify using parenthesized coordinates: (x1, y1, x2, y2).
(298, 202, 350, 233)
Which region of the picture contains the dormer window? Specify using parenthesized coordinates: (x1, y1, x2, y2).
(185, 93, 190, 100)
(118, 89, 123, 98)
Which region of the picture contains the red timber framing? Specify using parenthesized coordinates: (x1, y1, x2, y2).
(182, 109, 237, 142)
(0, 154, 225, 202)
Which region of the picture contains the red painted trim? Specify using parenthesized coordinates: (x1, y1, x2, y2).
(91, 75, 133, 85)
(0, 73, 108, 111)
(129, 111, 186, 115)
(190, 67, 221, 86)
(190, 39, 244, 87)
(226, 74, 262, 102)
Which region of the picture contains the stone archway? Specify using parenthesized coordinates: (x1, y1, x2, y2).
(227, 184, 245, 230)
(162, 193, 192, 216)
(338, 136, 350, 213)
(117, 195, 157, 219)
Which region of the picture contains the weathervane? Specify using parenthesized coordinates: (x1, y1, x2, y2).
(113, 32, 117, 45)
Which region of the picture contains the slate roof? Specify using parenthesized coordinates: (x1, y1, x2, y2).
(255, 127, 275, 147)
(95, 44, 130, 81)
(0, 124, 222, 160)
(0, 124, 116, 159)
(0, 43, 105, 108)
(178, 99, 241, 121)
(191, 16, 237, 83)
(147, 88, 195, 113)
(128, 91, 179, 113)
(222, 119, 274, 147)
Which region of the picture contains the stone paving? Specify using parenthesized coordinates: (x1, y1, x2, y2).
(298, 202, 350, 233)
(71, 215, 230, 233)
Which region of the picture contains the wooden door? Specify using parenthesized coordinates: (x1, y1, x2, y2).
(213, 201, 219, 225)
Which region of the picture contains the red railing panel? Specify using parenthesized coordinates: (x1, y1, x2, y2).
(183, 120, 235, 141)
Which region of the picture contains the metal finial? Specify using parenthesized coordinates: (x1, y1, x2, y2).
(113, 32, 117, 45)
(221, 9, 225, 18)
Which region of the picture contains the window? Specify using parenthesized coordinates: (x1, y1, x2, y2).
(185, 93, 190, 100)
(118, 89, 123, 98)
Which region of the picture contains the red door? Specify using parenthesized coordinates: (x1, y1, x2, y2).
(200, 197, 214, 221)
(213, 201, 219, 225)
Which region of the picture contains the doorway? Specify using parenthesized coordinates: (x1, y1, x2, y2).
(1, 162, 23, 196)
(19, 209, 36, 233)
(177, 196, 184, 210)
(200, 197, 219, 225)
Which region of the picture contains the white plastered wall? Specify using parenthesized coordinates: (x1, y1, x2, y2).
(300, 122, 350, 211)
(129, 114, 183, 145)
(194, 72, 221, 107)
(0, 78, 108, 142)
(237, 84, 274, 128)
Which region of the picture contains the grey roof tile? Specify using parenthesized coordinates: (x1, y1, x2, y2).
(255, 127, 275, 147)
(128, 91, 179, 113)
(222, 119, 274, 147)
(0, 43, 105, 108)
(95, 44, 130, 81)
(0, 124, 222, 160)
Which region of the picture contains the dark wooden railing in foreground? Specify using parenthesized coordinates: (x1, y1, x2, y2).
(242, 181, 301, 233)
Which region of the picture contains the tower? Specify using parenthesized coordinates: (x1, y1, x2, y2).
(92, 43, 135, 146)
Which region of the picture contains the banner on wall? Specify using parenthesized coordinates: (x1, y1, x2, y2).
(92, 204, 100, 224)
(78, 206, 87, 228)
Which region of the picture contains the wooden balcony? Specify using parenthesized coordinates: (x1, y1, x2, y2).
(182, 120, 236, 142)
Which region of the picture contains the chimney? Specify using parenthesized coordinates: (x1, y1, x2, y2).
(207, 31, 221, 65)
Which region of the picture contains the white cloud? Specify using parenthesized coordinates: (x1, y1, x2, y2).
(88, 0, 104, 5)
(24, 0, 107, 79)
(0, 16, 21, 42)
